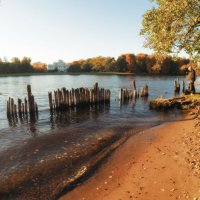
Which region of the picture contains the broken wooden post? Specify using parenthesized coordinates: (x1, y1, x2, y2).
(11, 98, 14, 117)
(7, 100, 10, 118)
(18, 98, 22, 117)
(140, 87, 144, 97)
(22, 103, 25, 116)
(24, 98, 28, 115)
(182, 80, 185, 94)
(27, 85, 36, 114)
(93, 82, 98, 103)
(35, 102, 38, 116)
(14, 104, 17, 117)
(143, 84, 149, 97)
(132, 80, 137, 98)
(119, 88, 123, 102)
(48, 92, 53, 112)
(174, 78, 180, 93)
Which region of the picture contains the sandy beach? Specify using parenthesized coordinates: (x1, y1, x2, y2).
(60, 113, 200, 200)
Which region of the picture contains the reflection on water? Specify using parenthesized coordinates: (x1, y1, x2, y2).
(6, 102, 110, 136)
(49, 103, 110, 129)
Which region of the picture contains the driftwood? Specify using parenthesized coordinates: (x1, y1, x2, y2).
(149, 95, 200, 111)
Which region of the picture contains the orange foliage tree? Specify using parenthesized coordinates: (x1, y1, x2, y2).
(32, 62, 47, 72)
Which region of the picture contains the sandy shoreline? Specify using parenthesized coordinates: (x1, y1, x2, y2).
(60, 114, 200, 200)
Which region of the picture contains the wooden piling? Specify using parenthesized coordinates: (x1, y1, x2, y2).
(143, 85, 149, 97)
(72, 88, 75, 106)
(35, 102, 38, 116)
(10, 98, 14, 117)
(22, 103, 25, 116)
(66, 90, 69, 107)
(25, 98, 28, 115)
(7, 100, 10, 118)
(27, 85, 36, 114)
(182, 80, 185, 93)
(18, 98, 22, 116)
(48, 92, 53, 111)
(47, 83, 111, 112)
(132, 80, 137, 97)
(174, 78, 180, 93)
(14, 104, 17, 117)
(62, 88, 67, 108)
(119, 88, 122, 102)
(93, 83, 98, 103)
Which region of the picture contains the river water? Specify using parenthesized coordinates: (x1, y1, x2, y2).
(0, 75, 190, 150)
(0, 75, 196, 199)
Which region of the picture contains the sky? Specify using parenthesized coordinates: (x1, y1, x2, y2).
(0, 0, 155, 64)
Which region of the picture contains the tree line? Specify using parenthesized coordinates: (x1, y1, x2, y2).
(0, 57, 47, 74)
(68, 53, 191, 75)
(0, 54, 194, 75)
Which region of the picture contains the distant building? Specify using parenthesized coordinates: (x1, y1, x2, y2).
(48, 60, 70, 72)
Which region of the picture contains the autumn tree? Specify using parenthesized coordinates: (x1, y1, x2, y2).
(125, 54, 137, 73)
(32, 62, 48, 72)
(146, 54, 171, 75)
(170, 57, 190, 75)
(141, 0, 200, 61)
(135, 53, 148, 73)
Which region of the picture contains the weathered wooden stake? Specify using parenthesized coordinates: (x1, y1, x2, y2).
(25, 98, 28, 115)
(132, 80, 137, 97)
(182, 80, 185, 93)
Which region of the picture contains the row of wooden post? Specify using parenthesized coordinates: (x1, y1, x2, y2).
(118, 88, 133, 102)
(119, 80, 149, 102)
(174, 78, 180, 93)
(7, 80, 151, 120)
(48, 83, 111, 112)
(7, 85, 38, 119)
(132, 80, 148, 98)
(174, 78, 185, 94)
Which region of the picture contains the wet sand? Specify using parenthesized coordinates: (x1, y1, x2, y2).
(60, 114, 200, 200)
(0, 122, 158, 200)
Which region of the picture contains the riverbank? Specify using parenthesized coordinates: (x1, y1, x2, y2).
(60, 112, 200, 200)
(0, 72, 136, 77)
(0, 72, 186, 77)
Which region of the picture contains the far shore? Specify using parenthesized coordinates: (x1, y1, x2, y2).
(0, 72, 186, 77)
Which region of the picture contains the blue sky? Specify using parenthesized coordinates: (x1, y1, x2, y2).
(0, 0, 154, 64)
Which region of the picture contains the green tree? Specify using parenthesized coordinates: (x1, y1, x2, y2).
(21, 57, 31, 65)
(68, 60, 83, 72)
(21, 57, 33, 73)
(81, 60, 92, 72)
(102, 57, 116, 72)
(141, 0, 200, 61)
(11, 57, 21, 64)
(116, 55, 127, 72)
